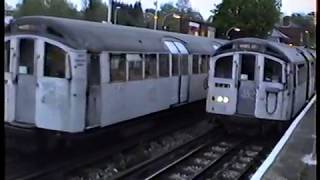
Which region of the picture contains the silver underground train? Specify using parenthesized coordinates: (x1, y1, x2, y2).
(4, 16, 228, 145)
(206, 38, 316, 131)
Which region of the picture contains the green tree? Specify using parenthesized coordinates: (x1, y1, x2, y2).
(82, 0, 108, 22)
(211, 0, 281, 38)
(290, 13, 316, 48)
(13, 0, 80, 19)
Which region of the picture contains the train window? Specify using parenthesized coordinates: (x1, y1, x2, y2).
(88, 54, 100, 85)
(240, 54, 255, 81)
(110, 53, 126, 82)
(159, 54, 169, 77)
(200, 55, 210, 73)
(128, 54, 143, 81)
(19, 39, 34, 75)
(164, 41, 179, 54)
(181, 55, 189, 75)
(173, 42, 189, 54)
(5, 41, 10, 72)
(263, 58, 282, 83)
(192, 55, 200, 74)
(44, 42, 66, 78)
(172, 55, 180, 76)
(214, 56, 233, 79)
(297, 64, 307, 85)
(145, 54, 157, 79)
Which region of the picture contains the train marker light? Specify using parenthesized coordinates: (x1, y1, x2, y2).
(217, 96, 223, 103)
(223, 96, 229, 103)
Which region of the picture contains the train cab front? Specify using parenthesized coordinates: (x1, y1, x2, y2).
(206, 38, 293, 130)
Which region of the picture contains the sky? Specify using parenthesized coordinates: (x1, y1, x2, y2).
(5, 0, 317, 19)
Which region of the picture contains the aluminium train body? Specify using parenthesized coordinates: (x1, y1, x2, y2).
(206, 38, 316, 122)
(4, 16, 228, 138)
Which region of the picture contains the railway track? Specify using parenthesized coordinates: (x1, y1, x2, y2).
(108, 135, 278, 180)
(5, 115, 215, 180)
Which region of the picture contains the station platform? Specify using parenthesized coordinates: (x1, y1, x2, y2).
(251, 96, 316, 180)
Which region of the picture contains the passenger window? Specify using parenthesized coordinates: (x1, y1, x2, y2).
(159, 54, 169, 77)
(264, 58, 282, 83)
(128, 54, 143, 81)
(240, 54, 255, 81)
(110, 53, 126, 82)
(200, 55, 210, 73)
(214, 55, 233, 79)
(172, 55, 180, 76)
(145, 54, 157, 79)
(5, 41, 10, 72)
(181, 55, 189, 75)
(192, 55, 200, 74)
(44, 42, 66, 78)
(19, 39, 34, 75)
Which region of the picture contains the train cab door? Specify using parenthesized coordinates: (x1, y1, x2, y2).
(4, 38, 17, 123)
(236, 53, 258, 116)
(207, 53, 238, 115)
(15, 38, 38, 125)
(35, 40, 87, 132)
(255, 55, 286, 119)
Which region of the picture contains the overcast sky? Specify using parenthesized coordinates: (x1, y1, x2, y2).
(6, 0, 317, 19)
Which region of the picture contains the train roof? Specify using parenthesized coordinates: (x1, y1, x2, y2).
(6, 16, 228, 54)
(214, 37, 307, 64)
(296, 46, 316, 61)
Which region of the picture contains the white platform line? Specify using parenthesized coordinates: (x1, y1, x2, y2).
(250, 95, 316, 180)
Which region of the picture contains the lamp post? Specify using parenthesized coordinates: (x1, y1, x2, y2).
(114, 6, 121, 24)
(162, 13, 181, 31)
(154, 1, 158, 30)
(226, 27, 241, 39)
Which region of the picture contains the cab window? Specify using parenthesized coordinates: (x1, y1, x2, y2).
(19, 39, 35, 75)
(44, 42, 66, 78)
(264, 58, 282, 83)
(172, 55, 179, 76)
(214, 55, 233, 79)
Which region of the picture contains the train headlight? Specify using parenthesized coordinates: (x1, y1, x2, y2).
(217, 96, 224, 103)
(223, 96, 229, 103)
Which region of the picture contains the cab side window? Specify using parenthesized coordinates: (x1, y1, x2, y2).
(44, 42, 66, 78)
(5, 41, 10, 72)
(264, 58, 282, 83)
(200, 55, 210, 73)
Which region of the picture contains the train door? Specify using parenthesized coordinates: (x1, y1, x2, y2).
(4, 39, 17, 122)
(236, 53, 257, 116)
(255, 55, 286, 119)
(179, 54, 190, 103)
(207, 53, 238, 115)
(36, 41, 87, 132)
(15, 38, 37, 124)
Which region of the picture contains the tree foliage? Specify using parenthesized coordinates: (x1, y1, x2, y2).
(82, 0, 107, 22)
(289, 13, 316, 47)
(13, 0, 79, 19)
(211, 0, 281, 38)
